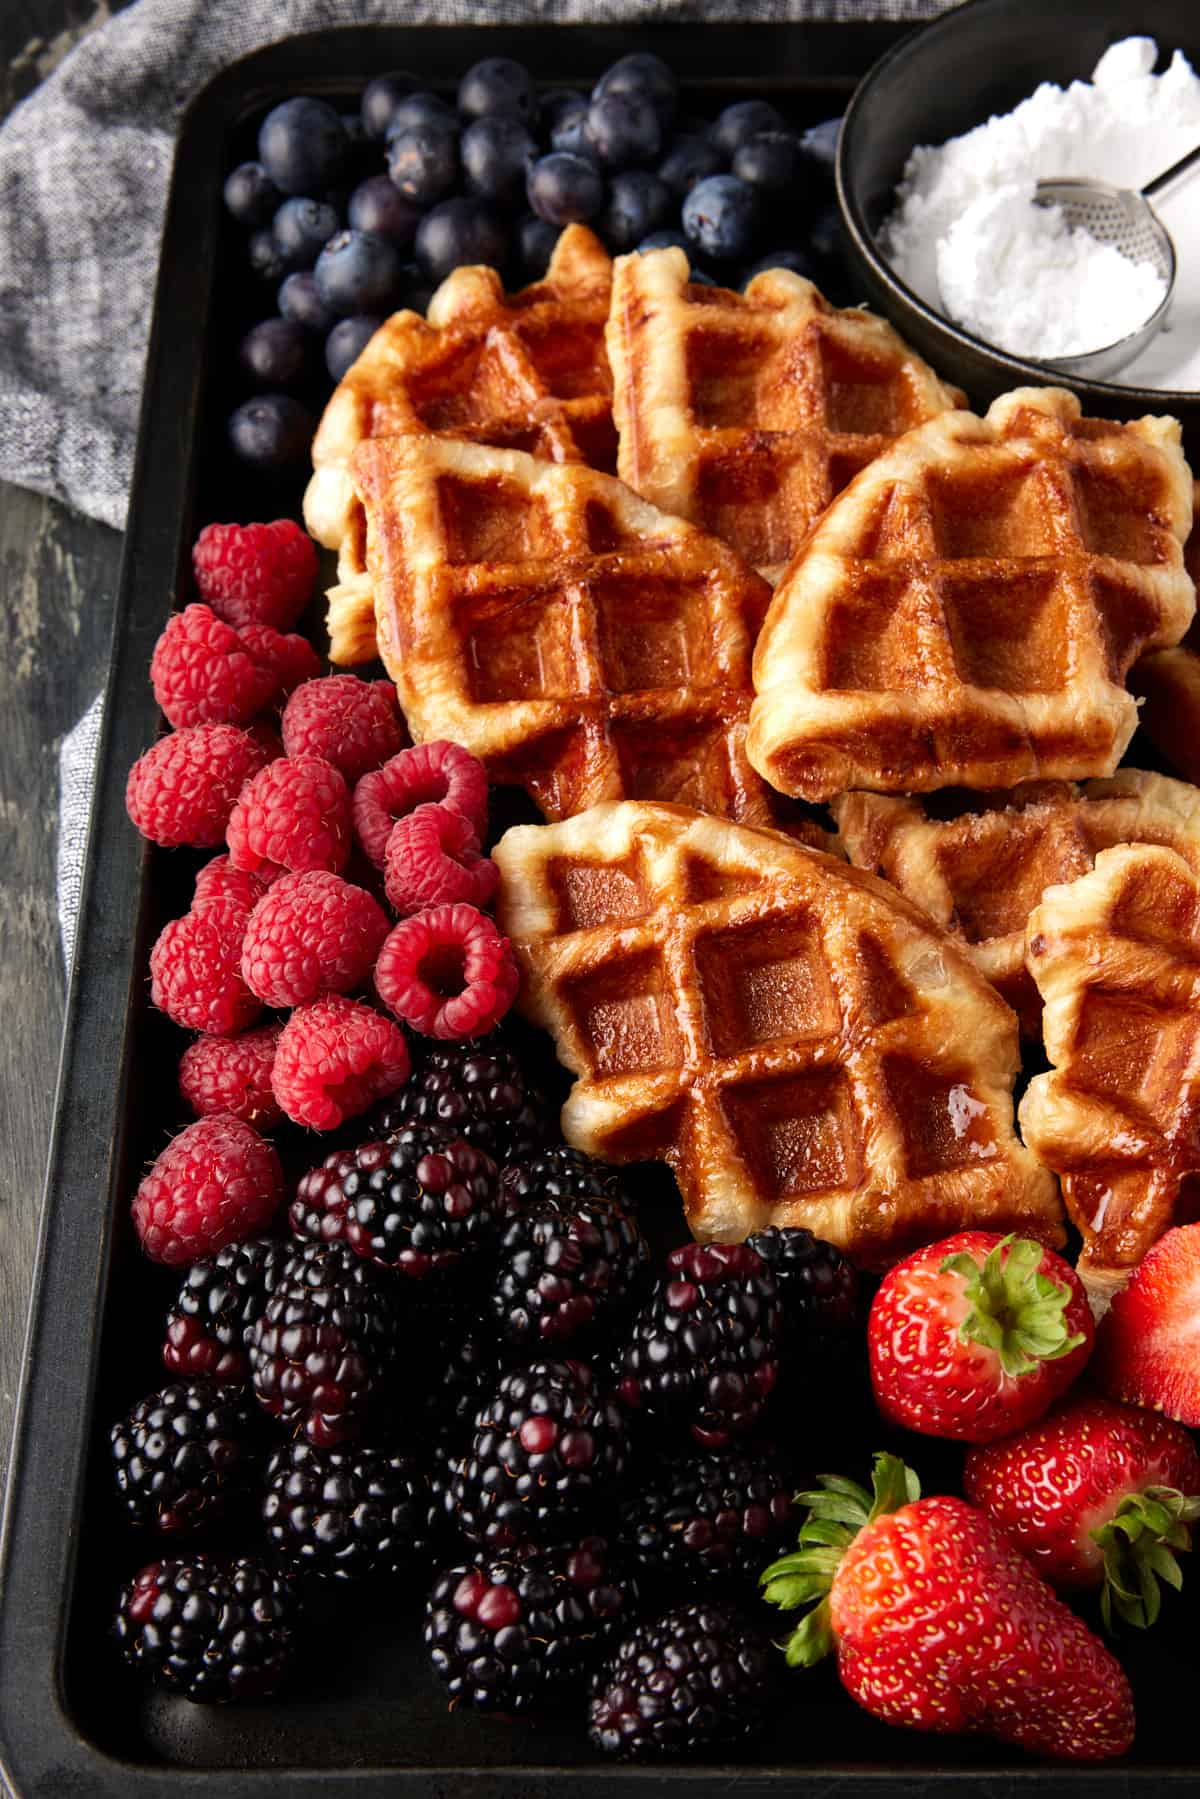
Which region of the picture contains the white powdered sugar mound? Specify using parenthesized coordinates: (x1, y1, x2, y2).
(881, 37, 1200, 385)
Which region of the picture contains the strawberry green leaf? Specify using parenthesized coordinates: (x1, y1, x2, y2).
(941, 1233, 1086, 1379)
(780, 1599, 834, 1668)
(1091, 1485, 1200, 1630)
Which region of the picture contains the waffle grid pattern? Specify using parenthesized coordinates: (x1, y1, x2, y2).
(748, 387, 1195, 801)
(496, 803, 1061, 1266)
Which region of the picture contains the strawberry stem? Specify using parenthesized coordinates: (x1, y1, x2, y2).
(940, 1234, 1085, 1379)
(760, 1453, 920, 1668)
(1093, 1485, 1200, 1631)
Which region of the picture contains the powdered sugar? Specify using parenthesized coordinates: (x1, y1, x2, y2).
(881, 37, 1200, 387)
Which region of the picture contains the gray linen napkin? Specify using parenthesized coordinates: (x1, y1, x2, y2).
(8, 0, 953, 964)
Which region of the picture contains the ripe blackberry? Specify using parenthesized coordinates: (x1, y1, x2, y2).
(162, 1235, 290, 1382)
(114, 1554, 300, 1702)
(589, 1602, 773, 1759)
(448, 1359, 631, 1548)
(288, 1148, 357, 1245)
(338, 1124, 499, 1280)
(371, 1036, 547, 1167)
(619, 1447, 794, 1590)
(617, 1243, 782, 1448)
(499, 1142, 617, 1214)
(490, 1171, 647, 1348)
(419, 1325, 499, 1461)
(263, 1438, 433, 1580)
(110, 1378, 260, 1533)
(745, 1225, 861, 1347)
(425, 1536, 636, 1712)
(247, 1239, 398, 1446)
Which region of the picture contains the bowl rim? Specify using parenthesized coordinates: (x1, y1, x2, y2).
(834, 0, 1200, 406)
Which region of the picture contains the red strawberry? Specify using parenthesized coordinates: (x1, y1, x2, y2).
(965, 1392, 1200, 1629)
(761, 1454, 1134, 1761)
(869, 1231, 1093, 1443)
(1092, 1224, 1200, 1425)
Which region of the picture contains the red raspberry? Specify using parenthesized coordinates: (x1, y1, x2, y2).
(281, 675, 406, 784)
(271, 996, 411, 1130)
(375, 903, 518, 1039)
(193, 855, 267, 917)
(192, 519, 318, 631)
(149, 898, 262, 1036)
(238, 623, 322, 696)
(353, 740, 489, 868)
(150, 604, 279, 730)
(178, 1025, 283, 1127)
(241, 870, 390, 1007)
(383, 802, 498, 916)
(126, 724, 273, 849)
(132, 1116, 284, 1265)
(226, 754, 352, 883)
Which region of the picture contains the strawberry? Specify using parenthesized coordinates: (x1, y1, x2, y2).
(1092, 1224, 1200, 1425)
(761, 1454, 1134, 1762)
(868, 1231, 1093, 1443)
(965, 1392, 1200, 1629)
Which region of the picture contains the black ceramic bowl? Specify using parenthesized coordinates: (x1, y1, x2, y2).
(836, 0, 1200, 426)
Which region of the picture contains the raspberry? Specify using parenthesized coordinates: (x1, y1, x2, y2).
(150, 604, 279, 730)
(272, 995, 411, 1129)
(192, 519, 318, 631)
(126, 724, 273, 849)
(282, 675, 406, 784)
(376, 904, 518, 1040)
(192, 855, 267, 916)
(178, 1024, 283, 1126)
(226, 754, 352, 882)
(237, 623, 322, 696)
(353, 741, 489, 868)
(132, 1116, 284, 1266)
(241, 870, 389, 1007)
(149, 899, 262, 1036)
(384, 803, 498, 917)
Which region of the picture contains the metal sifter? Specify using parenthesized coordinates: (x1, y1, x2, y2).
(1032, 140, 1200, 379)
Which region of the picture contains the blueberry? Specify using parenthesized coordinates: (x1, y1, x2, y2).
(461, 115, 537, 205)
(257, 96, 347, 198)
(228, 394, 314, 470)
(517, 213, 562, 279)
(593, 53, 678, 127)
(224, 161, 280, 227)
(584, 92, 661, 170)
(801, 115, 842, 175)
(314, 228, 403, 315)
(361, 72, 420, 140)
(658, 133, 725, 198)
(387, 124, 460, 206)
(239, 317, 308, 388)
(457, 57, 537, 124)
(540, 88, 587, 136)
(414, 197, 509, 285)
(384, 91, 457, 138)
(742, 246, 819, 284)
(279, 270, 334, 333)
(733, 132, 807, 193)
(248, 228, 289, 283)
(682, 173, 759, 262)
(348, 175, 421, 251)
(638, 228, 690, 252)
(598, 170, 672, 252)
(325, 315, 384, 382)
(272, 196, 340, 269)
(550, 103, 594, 160)
(525, 152, 604, 226)
(708, 99, 785, 159)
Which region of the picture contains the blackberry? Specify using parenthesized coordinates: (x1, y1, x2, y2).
(371, 1036, 547, 1167)
(114, 1554, 300, 1703)
(247, 1240, 398, 1446)
(617, 1243, 781, 1448)
(745, 1226, 861, 1347)
(110, 1378, 260, 1533)
(499, 1142, 616, 1214)
(162, 1235, 290, 1382)
(491, 1159, 647, 1347)
(338, 1125, 499, 1281)
(619, 1447, 794, 1590)
(263, 1438, 433, 1580)
(588, 1602, 773, 1759)
(288, 1148, 357, 1245)
(425, 1536, 635, 1712)
(418, 1325, 498, 1461)
(448, 1359, 631, 1548)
